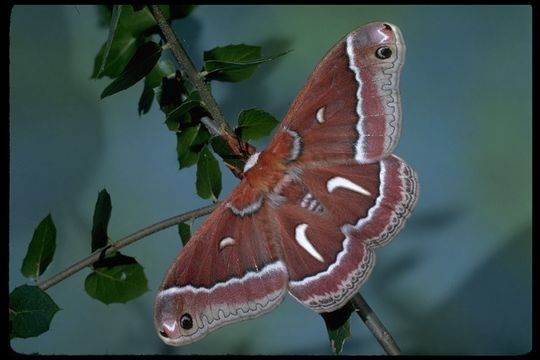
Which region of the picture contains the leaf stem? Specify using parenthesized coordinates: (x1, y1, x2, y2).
(36, 203, 218, 291)
(148, 5, 234, 138)
(351, 293, 402, 355)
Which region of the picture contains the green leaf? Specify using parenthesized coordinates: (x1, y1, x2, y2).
(101, 41, 162, 99)
(176, 124, 211, 168)
(138, 85, 155, 115)
(203, 45, 289, 82)
(166, 110, 188, 132)
(92, 5, 171, 79)
(95, 5, 125, 78)
(178, 222, 192, 246)
(164, 93, 203, 131)
(9, 285, 60, 339)
(85, 254, 149, 304)
(92, 31, 140, 79)
(327, 319, 351, 354)
(122, 5, 170, 38)
(176, 126, 200, 166)
(145, 59, 176, 89)
(203, 44, 260, 82)
(91, 189, 112, 252)
(320, 301, 356, 354)
(138, 60, 176, 116)
(236, 108, 279, 141)
(21, 214, 56, 280)
(196, 146, 222, 200)
(96, 5, 113, 28)
(92, 42, 107, 78)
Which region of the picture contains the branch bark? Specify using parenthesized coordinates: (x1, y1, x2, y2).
(149, 5, 233, 138)
(352, 293, 402, 355)
(149, 5, 256, 173)
(36, 203, 218, 291)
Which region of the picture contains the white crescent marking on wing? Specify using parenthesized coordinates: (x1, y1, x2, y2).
(295, 224, 324, 263)
(327, 176, 371, 196)
(219, 237, 236, 250)
(284, 127, 302, 161)
(316, 107, 326, 123)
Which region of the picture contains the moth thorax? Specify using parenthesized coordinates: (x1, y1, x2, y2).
(244, 152, 261, 172)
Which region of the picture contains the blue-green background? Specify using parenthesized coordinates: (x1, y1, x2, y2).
(9, 5, 531, 355)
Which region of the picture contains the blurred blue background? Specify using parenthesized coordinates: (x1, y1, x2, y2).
(9, 5, 531, 355)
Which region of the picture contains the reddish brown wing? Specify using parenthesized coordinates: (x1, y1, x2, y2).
(255, 22, 415, 311)
(154, 181, 288, 346)
(272, 155, 418, 312)
(265, 22, 406, 165)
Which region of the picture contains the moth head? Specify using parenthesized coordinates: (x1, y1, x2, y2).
(154, 289, 205, 346)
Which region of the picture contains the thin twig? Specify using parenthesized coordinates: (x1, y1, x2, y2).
(36, 203, 219, 291)
(351, 293, 402, 355)
(149, 5, 234, 138)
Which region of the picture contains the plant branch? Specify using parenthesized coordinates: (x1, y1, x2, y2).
(352, 293, 402, 355)
(149, 5, 233, 138)
(36, 203, 219, 291)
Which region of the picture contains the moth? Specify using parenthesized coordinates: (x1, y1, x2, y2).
(155, 21, 418, 346)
